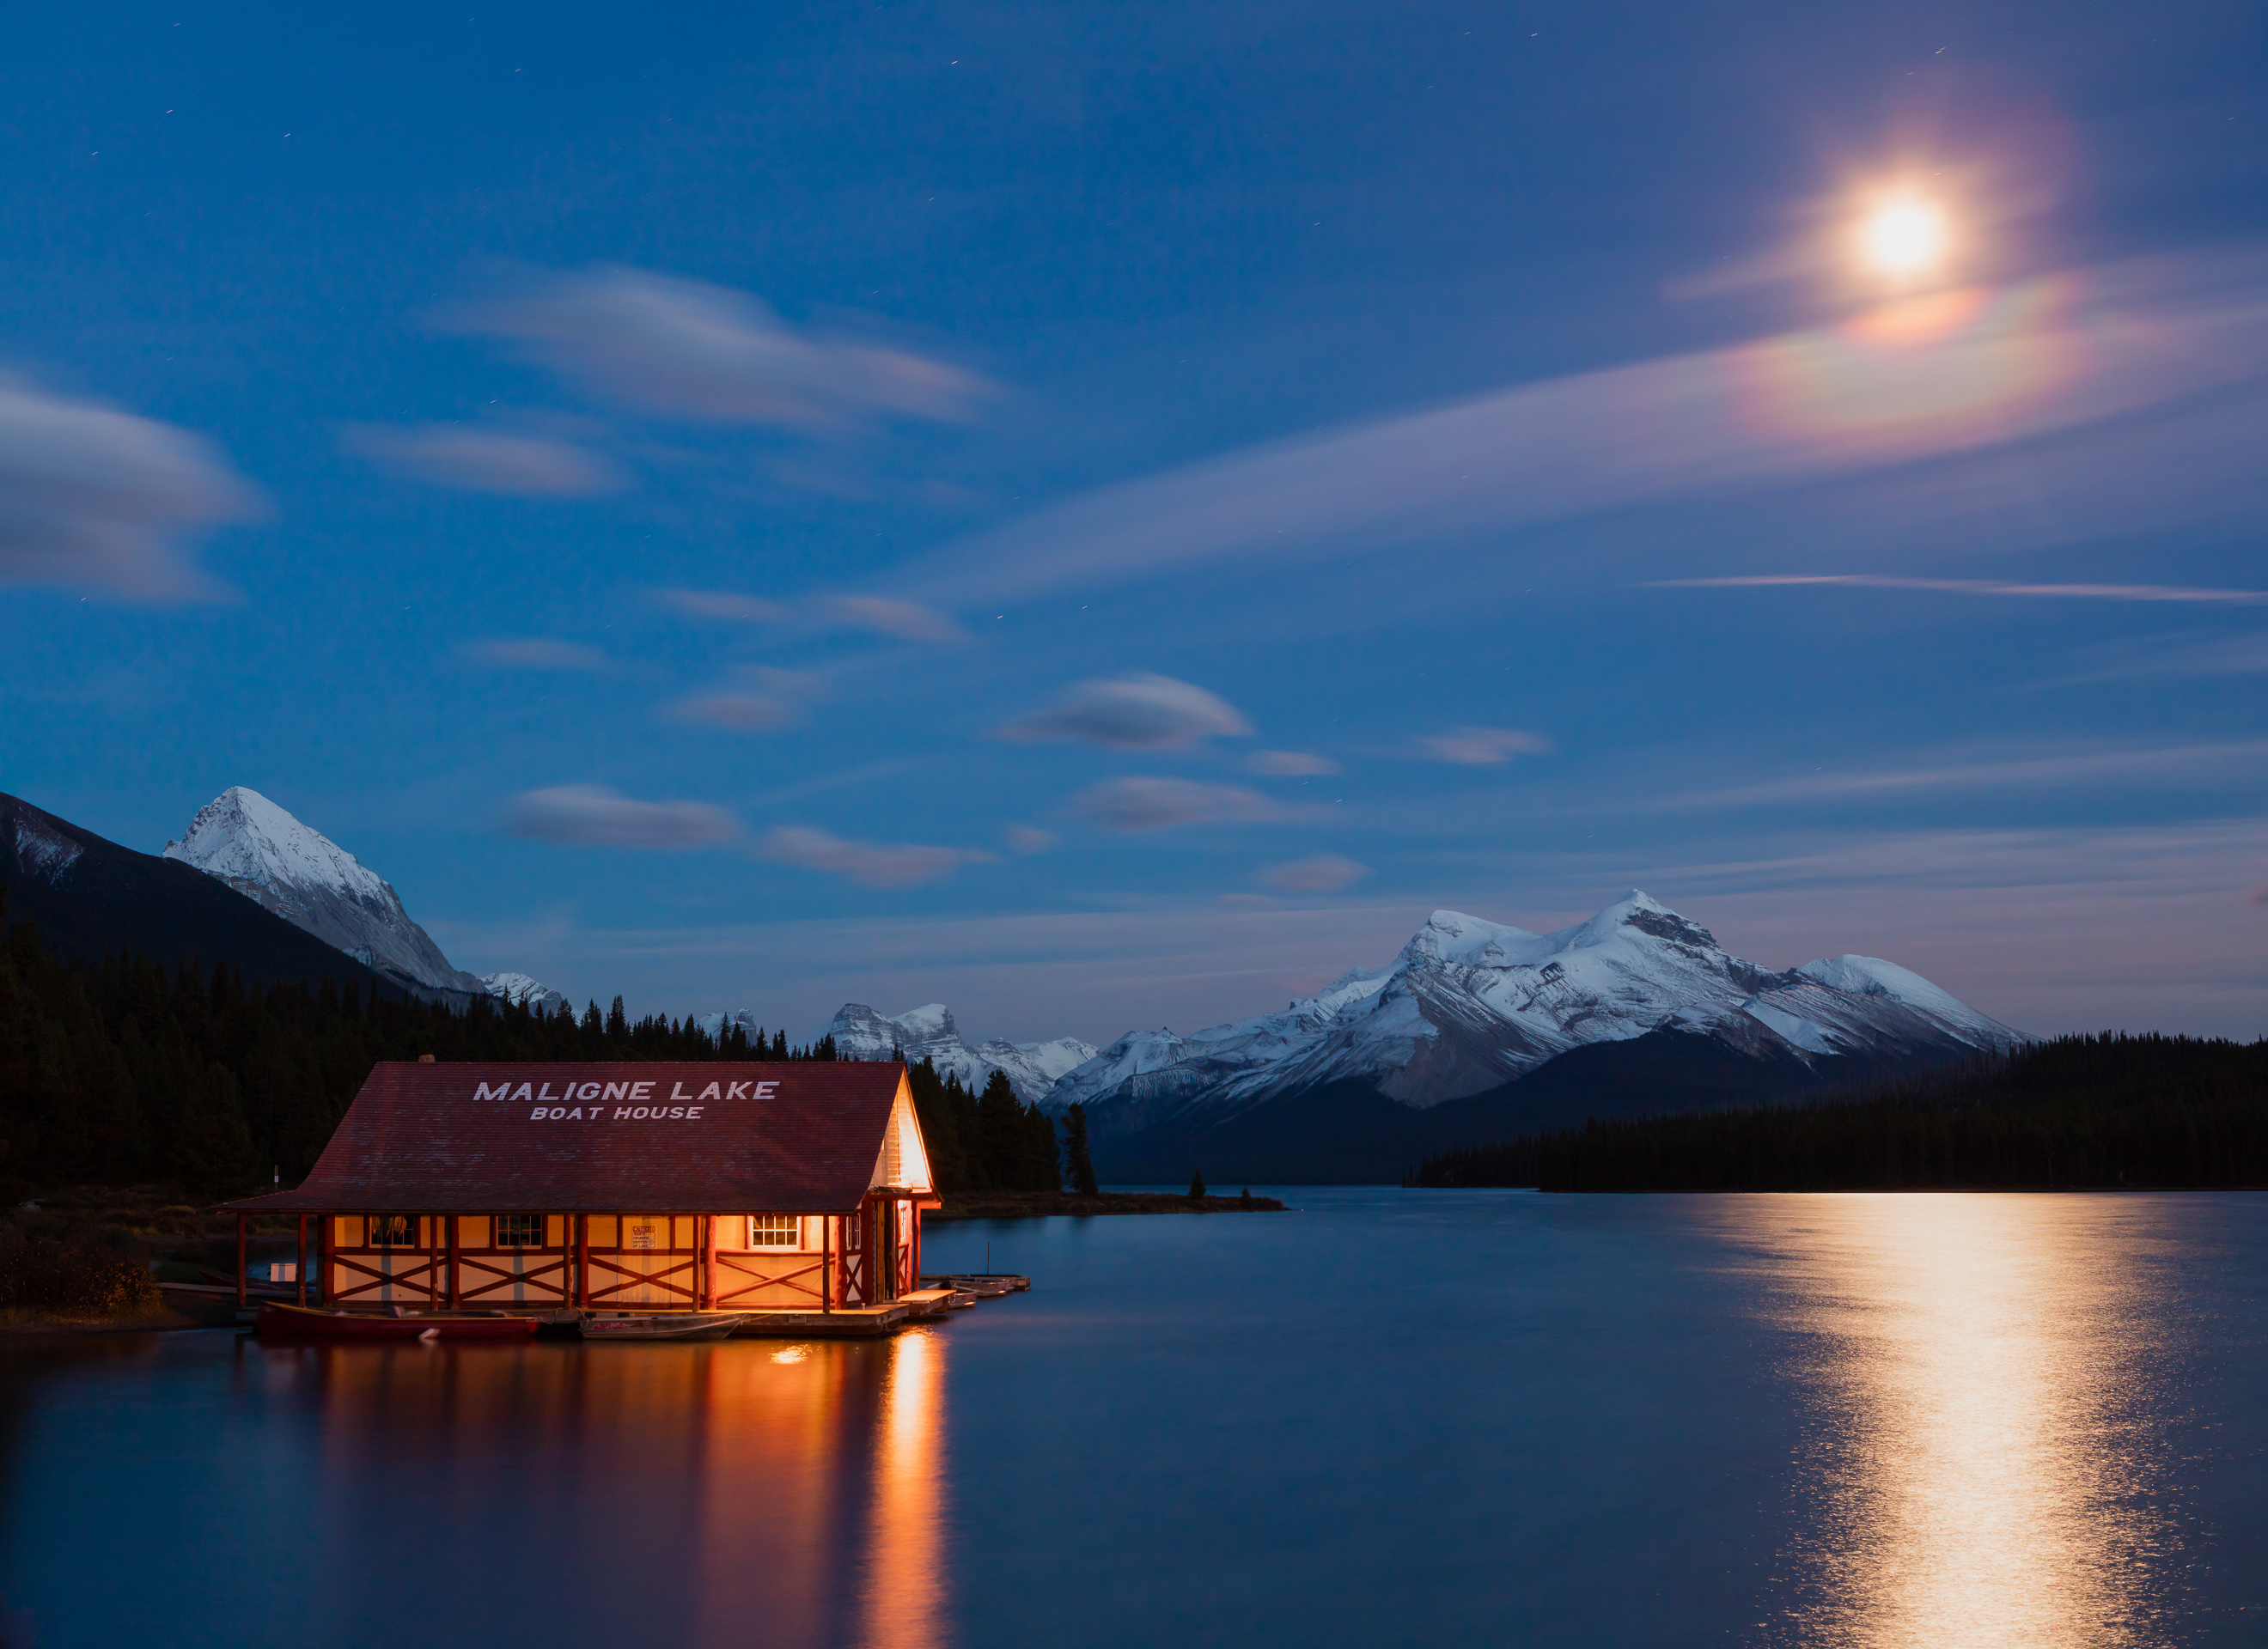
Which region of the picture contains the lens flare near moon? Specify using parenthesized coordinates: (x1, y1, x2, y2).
(1858, 196, 1952, 279)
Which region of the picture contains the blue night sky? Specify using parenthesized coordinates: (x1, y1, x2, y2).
(3, 0, 2263, 1044)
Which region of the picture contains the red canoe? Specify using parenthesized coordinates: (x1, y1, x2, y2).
(254, 1302, 539, 1341)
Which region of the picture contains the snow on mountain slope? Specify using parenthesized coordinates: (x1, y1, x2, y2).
(480, 971, 568, 1012)
(826, 1002, 1098, 1104)
(162, 787, 497, 999)
(1046, 891, 2026, 1129)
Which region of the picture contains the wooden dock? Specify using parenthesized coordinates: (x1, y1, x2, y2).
(239, 1275, 1029, 1342)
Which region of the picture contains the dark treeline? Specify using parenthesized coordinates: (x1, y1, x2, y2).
(0, 891, 838, 1196)
(1407, 1034, 2268, 1191)
(904, 1058, 1062, 1193)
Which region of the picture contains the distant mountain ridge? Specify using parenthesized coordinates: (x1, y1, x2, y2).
(1043, 891, 2026, 1181)
(826, 1002, 1096, 1105)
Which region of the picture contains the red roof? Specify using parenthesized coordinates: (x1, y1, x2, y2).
(223, 1062, 912, 1214)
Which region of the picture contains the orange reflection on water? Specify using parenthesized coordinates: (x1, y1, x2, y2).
(859, 1327, 948, 1649)
(1713, 1195, 2177, 1649)
(271, 1330, 948, 1649)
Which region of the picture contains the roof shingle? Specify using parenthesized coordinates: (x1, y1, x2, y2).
(222, 1061, 911, 1214)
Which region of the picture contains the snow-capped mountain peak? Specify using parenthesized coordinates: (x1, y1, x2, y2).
(162, 786, 517, 1002)
(1045, 891, 2027, 1129)
(167, 788, 394, 907)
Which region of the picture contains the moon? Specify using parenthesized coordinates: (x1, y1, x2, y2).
(1858, 198, 1950, 279)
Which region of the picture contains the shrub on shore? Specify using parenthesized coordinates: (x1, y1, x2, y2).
(0, 1239, 162, 1318)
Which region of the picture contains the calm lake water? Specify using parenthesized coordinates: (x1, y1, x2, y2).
(4, 1190, 2266, 1647)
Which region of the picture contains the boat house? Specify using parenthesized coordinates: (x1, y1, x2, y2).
(221, 1061, 936, 1322)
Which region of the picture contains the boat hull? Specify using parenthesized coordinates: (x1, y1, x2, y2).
(580, 1312, 750, 1342)
(254, 1303, 539, 1341)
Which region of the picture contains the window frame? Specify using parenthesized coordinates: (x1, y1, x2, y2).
(367, 1214, 416, 1248)
(747, 1214, 801, 1250)
(494, 1212, 546, 1250)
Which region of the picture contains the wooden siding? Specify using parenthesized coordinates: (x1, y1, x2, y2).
(312, 1196, 924, 1312)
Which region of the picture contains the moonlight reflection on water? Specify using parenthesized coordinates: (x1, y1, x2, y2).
(1720, 1196, 2186, 1647)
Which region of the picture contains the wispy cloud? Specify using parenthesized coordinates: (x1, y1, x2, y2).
(447, 266, 994, 429)
(343, 424, 625, 496)
(1649, 573, 2268, 605)
(506, 784, 740, 849)
(819, 595, 968, 644)
(1670, 740, 2268, 810)
(654, 586, 965, 644)
(1260, 854, 1370, 892)
(2053, 633, 2268, 685)
(758, 825, 991, 887)
(655, 587, 794, 624)
(670, 694, 794, 731)
(666, 666, 824, 732)
(1004, 824, 1058, 855)
(1000, 673, 1252, 749)
(1421, 727, 1552, 765)
(1249, 750, 1340, 776)
(1074, 777, 1280, 831)
(0, 373, 261, 600)
(909, 247, 2268, 601)
(463, 637, 611, 672)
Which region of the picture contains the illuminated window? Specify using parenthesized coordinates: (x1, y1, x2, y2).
(368, 1214, 415, 1247)
(749, 1215, 799, 1248)
(495, 1213, 544, 1248)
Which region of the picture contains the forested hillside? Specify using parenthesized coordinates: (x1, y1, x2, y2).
(1406, 1034, 2268, 1191)
(0, 889, 1057, 1196)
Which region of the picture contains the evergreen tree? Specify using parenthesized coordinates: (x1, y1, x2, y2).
(1188, 1165, 1205, 1199)
(1022, 1102, 1059, 1192)
(1062, 1102, 1098, 1195)
(176, 1062, 259, 1191)
(974, 1068, 1023, 1191)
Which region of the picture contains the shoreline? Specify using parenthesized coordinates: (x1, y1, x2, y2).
(927, 1190, 1287, 1220)
(0, 1308, 210, 1339)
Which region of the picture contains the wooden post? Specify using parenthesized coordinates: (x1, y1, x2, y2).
(576, 1214, 588, 1310)
(235, 1214, 247, 1309)
(316, 1214, 329, 1306)
(447, 1215, 460, 1311)
(703, 1214, 717, 1311)
(296, 1214, 308, 1307)
(821, 1214, 832, 1314)
(427, 1215, 438, 1311)
(910, 1196, 921, 1293)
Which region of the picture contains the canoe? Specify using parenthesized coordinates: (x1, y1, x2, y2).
(923, 1273, 1030, 1298)
(580, 1312, 750, 1342)
(254, 1303, 538, 1341)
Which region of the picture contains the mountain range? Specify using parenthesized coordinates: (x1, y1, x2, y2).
(1028, 891, 2026, 1181)
(4, 783, 2025, 1182)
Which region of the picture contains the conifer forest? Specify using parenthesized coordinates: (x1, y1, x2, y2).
(0, 893, 1061, 1196)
